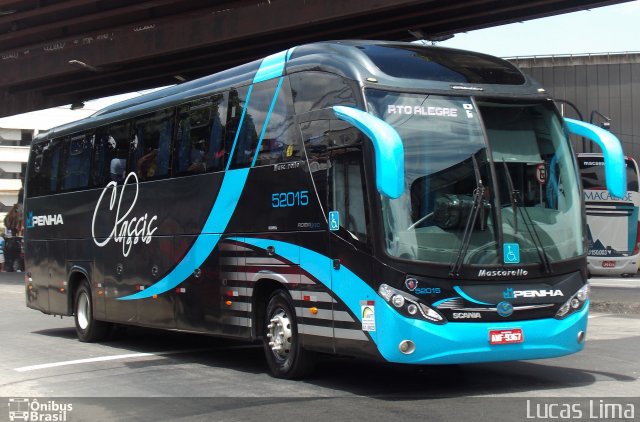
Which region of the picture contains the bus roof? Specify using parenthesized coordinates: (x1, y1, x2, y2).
(34, 40, 546, 142)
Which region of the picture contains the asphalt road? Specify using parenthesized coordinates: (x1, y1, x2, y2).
(0, 272, 638, 422)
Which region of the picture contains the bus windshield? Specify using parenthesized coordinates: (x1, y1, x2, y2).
(366, 90, 584, 266)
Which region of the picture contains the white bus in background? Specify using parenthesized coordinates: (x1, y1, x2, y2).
(578, 153, 640, 276)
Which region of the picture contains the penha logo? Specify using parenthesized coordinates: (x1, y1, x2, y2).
(503, 287, 563, 299)
(91, 172, 158, 257)
(26, 211, 64, 228)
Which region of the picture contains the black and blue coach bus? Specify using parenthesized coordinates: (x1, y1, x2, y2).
(24, 41, 626, 378)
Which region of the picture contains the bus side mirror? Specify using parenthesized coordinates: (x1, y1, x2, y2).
(564, 117, 626, 198)
(332, 106, 404, 199)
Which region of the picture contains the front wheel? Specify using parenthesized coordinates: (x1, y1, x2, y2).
(74, 281, 110, 342)
(263, 290, 316, 379)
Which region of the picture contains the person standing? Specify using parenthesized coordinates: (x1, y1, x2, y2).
(0, 235, 5, 272)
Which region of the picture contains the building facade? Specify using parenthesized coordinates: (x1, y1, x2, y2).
(0, 128, 31, 234)
(510, 52, 640, 162)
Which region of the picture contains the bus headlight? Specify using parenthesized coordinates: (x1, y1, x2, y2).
(555, 284, 589, 319)
(378, 283, 445, 324)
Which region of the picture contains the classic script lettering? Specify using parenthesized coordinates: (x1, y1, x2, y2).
(91, 172, 158, 257)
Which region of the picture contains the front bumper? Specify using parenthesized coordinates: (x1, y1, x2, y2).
(371, 300, 589, 365)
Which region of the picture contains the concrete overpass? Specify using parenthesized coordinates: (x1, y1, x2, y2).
(0, 0, 630, 117)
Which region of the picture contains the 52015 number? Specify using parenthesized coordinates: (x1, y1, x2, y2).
(272, 190, 309, 208)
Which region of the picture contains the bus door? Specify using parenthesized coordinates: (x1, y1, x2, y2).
(301, 117, 374, 352)
(325, 121, 375, 351)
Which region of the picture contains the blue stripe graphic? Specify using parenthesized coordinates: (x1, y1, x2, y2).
(453, 286, 493, 306)
(225, 84, 254, 171)
(118, 48, 292, 301)
(432, 297, 462, 307)
(120, 169, 249, 300)
(251, 77, 284, 167)
(232, 237, 587, 364)
(253, 49, 290, 83)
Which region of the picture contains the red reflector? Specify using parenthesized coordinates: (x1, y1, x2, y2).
(489, 328, 524, 345)
(303, 295, 311, 301)
(602, 261, 616, 268)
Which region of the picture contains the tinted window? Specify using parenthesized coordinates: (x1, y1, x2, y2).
(133, 109, 174, 181)
(289, 72, 357, 114)
(27, 140, 56, 197)
(579, 157, 639, 192)
(60, 132, 92, 191)
(175, 94, 227, 176)
(93, 121, 132, 186)
(47, 138, 64, 194)
(360, 44, 525, 85)
(301, 120, 330, 214)
(254, 78, 301, 166)
(228, 80, 285, 169)
(331, 151, 369, 245)
(225, 86, 251, 169)
(301, 119, 362, 218)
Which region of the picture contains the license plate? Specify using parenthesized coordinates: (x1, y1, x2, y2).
(489, 328, 524, 345)
(602, 261, 616, 268)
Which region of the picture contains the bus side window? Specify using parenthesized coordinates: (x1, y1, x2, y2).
(47, 138, 65, 195)
(227, 80, 284, 170)
(254, 78, 301, 166)
(327, 121, 369, 247)
(26, 141, 53, 197)
(93, 121, 132, 186)
(225, 87, 248, 167)
(133, 108, 174, 181)
(60, 132, 92, 191)
(175, 93, 227, 176)
(300, 118, 368, 245)
(289, 71, 357, 114)
(300, 120, 331, 214)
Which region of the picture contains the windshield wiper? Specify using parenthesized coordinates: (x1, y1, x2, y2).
(502, 161, 519, 234)
(450, 155, 485, 278)
(502, 161, 552, 274)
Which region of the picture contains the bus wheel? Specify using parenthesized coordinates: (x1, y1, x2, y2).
(263, 290, 316, 379)
(74, 281, 110, 342)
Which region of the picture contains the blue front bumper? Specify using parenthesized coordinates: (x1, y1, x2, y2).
(371, 301, 589, 365)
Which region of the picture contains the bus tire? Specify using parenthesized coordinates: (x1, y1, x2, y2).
(74, 281, 110, 342)
(263, 290, 316, 379)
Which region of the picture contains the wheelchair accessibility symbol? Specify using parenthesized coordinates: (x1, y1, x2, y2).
(503, 243, 520, 264)
(329, 211, 340, 231)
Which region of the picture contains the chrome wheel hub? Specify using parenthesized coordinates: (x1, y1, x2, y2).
(266, 309, 292, 359)
(77, 292, 90, 330)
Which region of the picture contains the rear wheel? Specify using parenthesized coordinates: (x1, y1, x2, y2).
(74, 281, 110, 342)
(263, 290, 316, 379)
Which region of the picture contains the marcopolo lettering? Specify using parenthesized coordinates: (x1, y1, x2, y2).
(478, 268, 528, 277)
